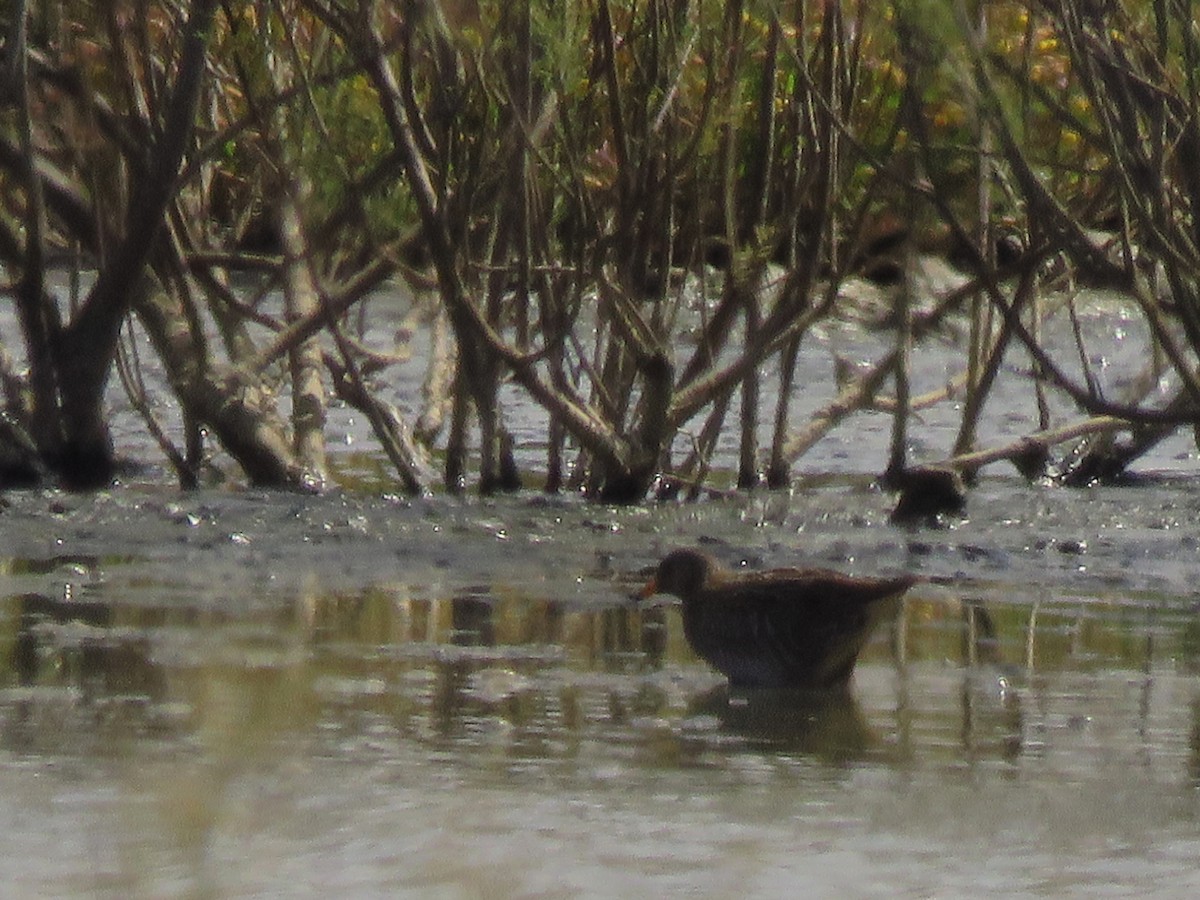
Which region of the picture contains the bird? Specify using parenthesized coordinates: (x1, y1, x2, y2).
(640, 549, 918, 690)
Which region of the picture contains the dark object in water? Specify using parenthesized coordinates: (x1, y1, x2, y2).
(887, 465, 968, 523)
(640, 549, 916, 689)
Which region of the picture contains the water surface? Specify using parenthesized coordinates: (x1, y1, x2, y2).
(4, 476, 1200, 897)
(3, 279, 1200, 896)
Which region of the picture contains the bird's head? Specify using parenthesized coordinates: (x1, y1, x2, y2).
(639, 549, 716, 600)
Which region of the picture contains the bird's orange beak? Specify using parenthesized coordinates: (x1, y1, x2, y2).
(638, 577, 659, 599)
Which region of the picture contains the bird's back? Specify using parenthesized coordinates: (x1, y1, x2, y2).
(681, 569, 915, 689)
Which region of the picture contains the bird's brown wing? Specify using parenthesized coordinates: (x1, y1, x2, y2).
(711, 570, 914, 686)
(744, 567, 917, 598)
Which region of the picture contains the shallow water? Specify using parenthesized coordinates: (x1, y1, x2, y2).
(4, 276, 1200, 895)
(3, 476, 1200, 898)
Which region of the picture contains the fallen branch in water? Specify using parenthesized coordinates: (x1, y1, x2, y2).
(934, 415, 1130, 478)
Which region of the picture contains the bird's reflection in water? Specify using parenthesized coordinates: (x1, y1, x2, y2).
(685, 665, 1023, 765)
(685, 683, 878, 763)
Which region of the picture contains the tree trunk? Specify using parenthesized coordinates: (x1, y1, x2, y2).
(278, 188, 329, 489)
